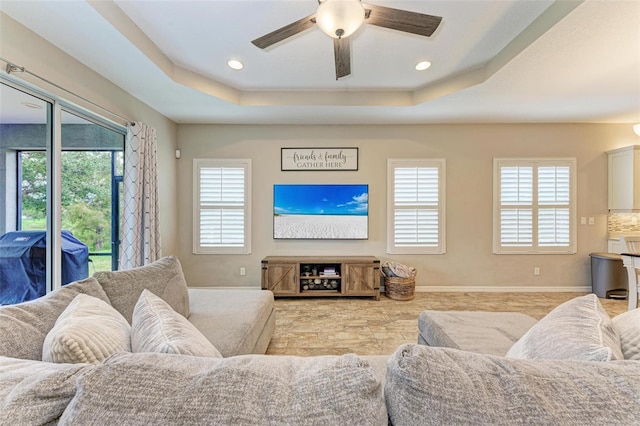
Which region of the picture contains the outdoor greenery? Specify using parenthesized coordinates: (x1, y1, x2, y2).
(21, 151, 117, 270)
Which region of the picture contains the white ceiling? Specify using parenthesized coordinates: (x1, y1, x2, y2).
(1, 0, 639, 125)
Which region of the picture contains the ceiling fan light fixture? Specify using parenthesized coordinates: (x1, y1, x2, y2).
(316, 0, 365, 39)
(227, 59, 244, 70)
(415, 61, 432, 71)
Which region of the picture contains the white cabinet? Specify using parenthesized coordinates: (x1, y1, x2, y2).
(608, 145, 640, 210)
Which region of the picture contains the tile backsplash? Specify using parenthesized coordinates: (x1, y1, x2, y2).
(608, 212, 640, 233)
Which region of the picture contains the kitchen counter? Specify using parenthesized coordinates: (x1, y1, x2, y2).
(609, 231, 640, 240)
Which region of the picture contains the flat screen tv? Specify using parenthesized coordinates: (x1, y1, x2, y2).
(273, 184, 368, 240)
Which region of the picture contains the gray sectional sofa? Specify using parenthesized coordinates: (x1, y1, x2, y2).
(2, 256, 640, 425)
(0, 256, 275, 361)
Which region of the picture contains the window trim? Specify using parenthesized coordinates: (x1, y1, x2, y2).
(492, 157, 577, 254)
(387, 158, 446, 255)
(192, 158, 252, 255)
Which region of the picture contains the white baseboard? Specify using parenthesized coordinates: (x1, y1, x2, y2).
(413, 285, 592, 293)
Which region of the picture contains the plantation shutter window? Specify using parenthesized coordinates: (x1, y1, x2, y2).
(493, 158, 575, 254)
(499, 166, 533, 247)
(387, 159, 446, 254)
(193, 159, 251, 254)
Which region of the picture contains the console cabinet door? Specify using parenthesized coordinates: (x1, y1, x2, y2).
(344, 263, 377, 296)
(265, 263, 298, 295)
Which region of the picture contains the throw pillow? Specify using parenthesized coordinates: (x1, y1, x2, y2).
(0, 277, 111, 361)
(58, 352, 387, 425)
(93, 255, 190, 323)
(42, 294, 131, 364)
(131, 289, 222, 358)
(506, 294, 623, 361)
(612, 308, 640, 360)
(385, 344, 640, 425)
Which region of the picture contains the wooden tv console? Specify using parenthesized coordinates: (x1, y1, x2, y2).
(261, 256, 380, 300)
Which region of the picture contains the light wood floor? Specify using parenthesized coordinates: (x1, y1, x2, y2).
(265, 292, 628, 356)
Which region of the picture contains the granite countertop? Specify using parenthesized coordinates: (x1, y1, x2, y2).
(609, 231, 640, 240)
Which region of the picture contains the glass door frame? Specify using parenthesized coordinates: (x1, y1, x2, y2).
(2, 76, 126, 295)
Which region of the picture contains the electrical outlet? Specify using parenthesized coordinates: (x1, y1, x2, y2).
(588, 217, 595, 225)
(580, 217, 587, 225)
(632, 216, 638, 226)
(240, 267, 246, 276)
(534, 267, 540, 276)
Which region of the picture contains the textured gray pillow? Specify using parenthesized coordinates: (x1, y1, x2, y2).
(506, 294, 624, 361)
(0, 277, 111, 360)
(131, 290, 222, 358)
(612, 308, 640, 360)
(0, 356, 93, 425)
(58, 352, 387, 425)
(385, 344, 640, 426)
(94, 255, 189, 323)
(43, 294, 131, 364)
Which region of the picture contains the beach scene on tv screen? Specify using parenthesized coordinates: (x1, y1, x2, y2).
(274, 184, 368, 239)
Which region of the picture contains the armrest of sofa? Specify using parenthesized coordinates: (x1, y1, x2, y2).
(186, 288, 275, 357)
(386, 344, 640, 425)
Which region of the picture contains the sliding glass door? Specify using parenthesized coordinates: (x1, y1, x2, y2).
(0, 81, 125, 305)
(59, 110, 124, 274)
(0, 83, 52, 304)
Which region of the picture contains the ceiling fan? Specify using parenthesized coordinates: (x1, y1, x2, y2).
(251, 0, 442, 80)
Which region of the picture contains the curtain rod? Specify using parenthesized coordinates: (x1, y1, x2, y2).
(1, 57, 135, 126)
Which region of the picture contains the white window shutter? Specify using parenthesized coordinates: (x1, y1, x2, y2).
(538, 166, 570, 205)
(388, 159, 445, 254)
(537, 165, 571, 247)
(500, 208, 533, 246)
(193, 159, 251, 254)
(493, 158, 575, 254)
(500, 166, 533, 205)
(499, 166, 533, 247)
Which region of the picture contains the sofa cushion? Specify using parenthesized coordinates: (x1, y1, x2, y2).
(506, 294, 623, 361)
(132, 290, 222, 358)
(187, 289, 274, 357)
(0, 356, 93, 425)
(385, 344, 640, 426)
(418, 311, 538, 356)
(0, 277, 111, 360)
(94, 255, 189, 323)
(43, 294, 131, 364)
(612, 308, 640, 360)
(58, 352, 387, 425)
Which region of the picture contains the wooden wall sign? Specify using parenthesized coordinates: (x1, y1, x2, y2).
(281, 148, 358, 171)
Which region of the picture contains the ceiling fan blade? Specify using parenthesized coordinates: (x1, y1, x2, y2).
(333, 37, 351, 80)
(251, 14, 317, 49)
(363, 4, 442, 37)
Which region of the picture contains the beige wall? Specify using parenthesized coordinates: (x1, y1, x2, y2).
(1, 13, 179, 256)
(177, 124, 638, 290)
(5, 12, 638, 289)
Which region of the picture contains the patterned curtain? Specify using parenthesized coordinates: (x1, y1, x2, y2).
(119, 122, 161, 269)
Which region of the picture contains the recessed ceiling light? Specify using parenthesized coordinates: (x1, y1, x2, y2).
(415, 61, 432, 71)
(227, 59, 244, 70)
(21, 102, 43, 109)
